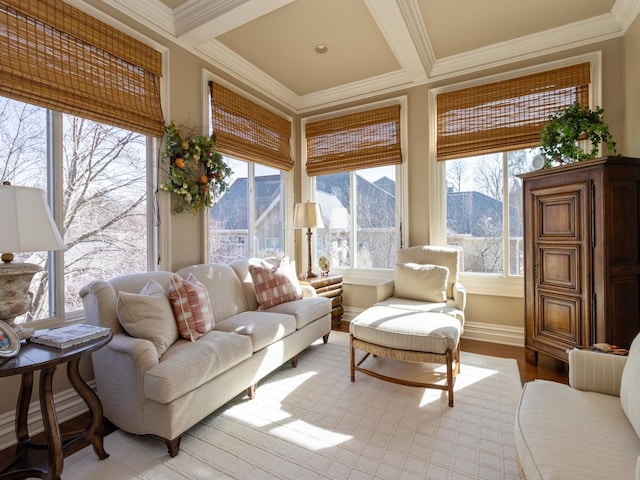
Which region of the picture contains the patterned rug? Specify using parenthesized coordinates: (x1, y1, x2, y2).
(63, 331, 522, 479)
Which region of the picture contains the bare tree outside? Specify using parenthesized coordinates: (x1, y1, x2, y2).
(0, 97, 149, 321)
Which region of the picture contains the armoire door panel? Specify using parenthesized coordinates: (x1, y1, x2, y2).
(538, 246, 580, 292)
(533, 184, 587, 240)
(535, 293, 582, 345)
(609, 276, 640, 347)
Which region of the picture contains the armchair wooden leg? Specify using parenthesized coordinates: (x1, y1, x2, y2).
(167, 436, 181, 457)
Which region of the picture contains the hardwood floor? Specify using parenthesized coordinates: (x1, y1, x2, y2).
(0, 324, 568, 468)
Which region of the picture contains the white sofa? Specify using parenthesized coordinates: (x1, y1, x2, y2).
(79, 259, 331, 456)
(515, 332, 640, 479)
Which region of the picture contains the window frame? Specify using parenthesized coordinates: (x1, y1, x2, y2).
(428, 52, 602, 297)
(301, 96, 409, 285)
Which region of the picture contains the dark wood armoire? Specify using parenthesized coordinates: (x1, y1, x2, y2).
(520, 156, 640, 364)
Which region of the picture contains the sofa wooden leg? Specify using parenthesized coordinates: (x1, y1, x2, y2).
(322, 333, 330, 344)
(290, 356, 298, 368)
(247, 384, 256, 399)
(167, 436, 181, 457)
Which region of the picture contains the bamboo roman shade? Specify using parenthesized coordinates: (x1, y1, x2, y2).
(305, 105, 402, 176)
(210, 82, 293, 171)
(0, 0, 164, 137)
(436, 63, 591, 161)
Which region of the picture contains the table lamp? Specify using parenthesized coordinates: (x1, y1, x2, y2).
(294, 202, 324, 278)
(0, 184, 66, 340)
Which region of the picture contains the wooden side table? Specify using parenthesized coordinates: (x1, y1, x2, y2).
(301, 274, 344, 328)
(0, 333, 112, 480)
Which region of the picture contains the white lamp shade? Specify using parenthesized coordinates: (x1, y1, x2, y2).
(0, 185, 66, 253)
(293, 202, 324, 229)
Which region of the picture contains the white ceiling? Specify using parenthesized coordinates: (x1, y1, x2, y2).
(101, 0, 639, 113)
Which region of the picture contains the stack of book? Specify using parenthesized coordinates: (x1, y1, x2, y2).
(30, 324, 111, 349)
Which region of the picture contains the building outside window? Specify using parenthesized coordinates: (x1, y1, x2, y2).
(0, 97, 151, 324)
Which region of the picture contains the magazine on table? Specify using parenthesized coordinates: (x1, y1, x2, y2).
(29, 324, 111, 349)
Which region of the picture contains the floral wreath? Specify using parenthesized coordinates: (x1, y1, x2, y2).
(160, 122, 232, 214)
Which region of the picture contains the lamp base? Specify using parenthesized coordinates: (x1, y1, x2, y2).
(0, 262, 41, 340)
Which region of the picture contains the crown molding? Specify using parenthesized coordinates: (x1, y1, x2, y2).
(429, 12, 624, 81)
(99, 0, 638, 114)
(612, 0, 640, 31)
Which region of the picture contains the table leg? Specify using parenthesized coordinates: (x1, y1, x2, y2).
(66, 359, 109, 460)
(39, 365, 63, 480)
(15, 372, 33, 444)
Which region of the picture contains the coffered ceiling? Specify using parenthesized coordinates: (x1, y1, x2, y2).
(101, 0, 639, 112)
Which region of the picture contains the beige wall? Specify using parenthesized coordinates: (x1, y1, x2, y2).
(0, 4, 636, 421)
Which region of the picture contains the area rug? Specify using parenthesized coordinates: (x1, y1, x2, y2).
(63, 331, 522, 479)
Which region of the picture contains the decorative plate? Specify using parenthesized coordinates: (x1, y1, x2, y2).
(0, 321, 20, 357)
(318, 256, 330, 272)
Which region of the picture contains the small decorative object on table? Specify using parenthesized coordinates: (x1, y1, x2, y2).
(318, 255, 330, 276)
(30, 323, 111, 349)
(0, 320, 20, 357)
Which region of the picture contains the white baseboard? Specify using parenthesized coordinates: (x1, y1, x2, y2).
(342, 307, 524, 347)
(0, 381, 95, 451)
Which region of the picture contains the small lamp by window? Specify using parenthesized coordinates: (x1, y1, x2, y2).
(0, 184, 66, 340)
(293, 202, 324, 278)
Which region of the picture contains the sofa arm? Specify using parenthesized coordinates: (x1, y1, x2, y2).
(452, 281, 466, 312)
(568, 348, 628, 396)
(376, 279, 395, 302)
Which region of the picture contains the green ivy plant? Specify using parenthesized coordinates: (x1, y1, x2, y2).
(539, 103, 617, 168)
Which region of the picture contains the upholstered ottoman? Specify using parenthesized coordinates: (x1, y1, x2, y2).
(349, 306, 461, 406)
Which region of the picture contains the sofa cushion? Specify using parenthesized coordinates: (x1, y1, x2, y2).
(144, 330, 252, 404)
(249, 257, 302, 309)
(214, 311, 296, 352)
(262, 296, 331, 329)
(116, 279, 178, 356)
(394, 263, 449, 303)
(515, 379, 640, 480)
(621, 333, 640, 438)
(176, 264, 249, 321)
(168, 273, 214, 341)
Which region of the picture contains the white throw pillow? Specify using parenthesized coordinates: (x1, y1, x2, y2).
(116, 279, 179, 356)
(394, 263, 449, 303)
(620, 332, 640, 438)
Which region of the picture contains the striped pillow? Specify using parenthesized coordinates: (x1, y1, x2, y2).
(394, 263, 449, 303)
(167, 273, 214, 341)
(249, 256, 302, 310)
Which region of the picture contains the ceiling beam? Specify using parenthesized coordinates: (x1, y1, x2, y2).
(174, 0, 295, 47)
(364, 0, 429, 83)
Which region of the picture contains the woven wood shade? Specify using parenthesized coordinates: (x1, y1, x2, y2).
(0, 0, 164, 137)
(210, 82, 293, 171)
(305, 105, 402, 176)
(437, 63, 591, 161)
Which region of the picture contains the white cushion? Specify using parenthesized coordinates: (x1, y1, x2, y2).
(621, 333, 640, 438)
(394, 262, 449, 303)
(116, 279, 179, 356)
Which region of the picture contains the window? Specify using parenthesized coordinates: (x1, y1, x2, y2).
(304, 100, 407, 276)
(445, 149, 538, 275)
(1, 97, 152, 325)
(209, 157, 286, 263)
(430, 54, 600, 294)
(315, 165, 399, 269)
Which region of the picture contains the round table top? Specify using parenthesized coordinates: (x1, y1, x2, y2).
(0, 333, 112, 377)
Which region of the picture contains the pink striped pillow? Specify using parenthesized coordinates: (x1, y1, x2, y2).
(249, 257, 302, 310)
(167, 273, 214, 341)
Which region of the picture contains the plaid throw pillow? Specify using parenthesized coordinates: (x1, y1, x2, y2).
(167, 273, 214, 341)
(249, 256, 302, 310)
